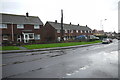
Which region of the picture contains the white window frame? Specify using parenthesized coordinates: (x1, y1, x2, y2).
(17, 35, 22, 42)
(3, 35, 8, 40)
(0, 24, 7, 28)
(57, 30, 60, 33)
(17, 24, 24, 29)
(29, 33, 34, 39)
(65, 30, 67, 33)
(57, 37, 60, 41)
(71, 30, 73, 33)
(81, 30, 83, 33)
(85, 30, 86, 33)
(34, 25, 40, 29)
(76, 30, 79, 33)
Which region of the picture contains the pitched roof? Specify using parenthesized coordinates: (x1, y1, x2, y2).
(1, 13, 43, 25)
(47, 21, 92, 31)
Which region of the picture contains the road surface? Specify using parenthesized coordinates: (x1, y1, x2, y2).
(1, 39, 119, 78)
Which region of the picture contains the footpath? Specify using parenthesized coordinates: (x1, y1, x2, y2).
(1, 43, 102, 54)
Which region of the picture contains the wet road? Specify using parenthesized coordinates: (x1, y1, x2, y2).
(2, 39, 119, 78)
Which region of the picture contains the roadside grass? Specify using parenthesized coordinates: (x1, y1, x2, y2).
(0, 46, 2, 51)
(1, 40, 101, 50)
(23, 40, 101, 49)
(1, 46, 20, 51)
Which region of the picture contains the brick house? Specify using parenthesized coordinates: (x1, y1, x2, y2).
(0, 13, 43, 44)
(43, 21, 93, 42)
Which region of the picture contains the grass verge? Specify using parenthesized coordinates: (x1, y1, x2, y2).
(1, 46, 20, 51)
(23, 40, 101, 49)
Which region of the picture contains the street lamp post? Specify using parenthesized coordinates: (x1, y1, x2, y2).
(100, 19, 107, 31)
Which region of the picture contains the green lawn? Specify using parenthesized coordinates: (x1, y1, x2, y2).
(23, 40, 101, 49)
(1, 40, 101, 50)
(1, 46, 20, 50)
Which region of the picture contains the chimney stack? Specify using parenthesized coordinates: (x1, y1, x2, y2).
(26, 12, 29, 17)
(55, 20, 57, 23)
(70, 22, 71, 25)
(86, 25, 88, 27)
(78, 24, 79, 26)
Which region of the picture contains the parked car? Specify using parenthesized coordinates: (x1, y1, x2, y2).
(102, 38, 110, 44)
(109, 38, 113, 43)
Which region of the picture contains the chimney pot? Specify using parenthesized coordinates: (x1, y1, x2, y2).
(26, 12, 29, 17)
(70, 22, 71, 25)
(55, 20, 57, 23)
(78, 24, 79, 26)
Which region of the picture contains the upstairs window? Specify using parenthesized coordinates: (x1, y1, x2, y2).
(17, 24, 24, 29)
(0, 24, 7, 28)
(71, 30, 73, 33)
(34, 25, 40, 29)
(65, 30, 67, 33)
(76, 30, 79, 33)
(57, 30, 60, 33)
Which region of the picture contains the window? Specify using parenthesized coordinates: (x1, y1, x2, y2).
(34, 25, 40, 29)
(35, 34, 40, 40)
(0, 24, 7, 28)
(76, 30, 79, 33)
(57, 37, 60, 41)
(81, 30, 83, 33)
(0, 24, 2, 28)
(65, 30, 67, 33)
(29, 34, 34, 39)
(57, 30, 60, 33)
(84, 31, 86, 33)
(17, 24, 24, 29)
(3, 35, 8, 40)
(71, 30, 73, 33)
(17, 35, 21, 42)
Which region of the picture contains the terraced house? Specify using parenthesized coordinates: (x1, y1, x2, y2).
(43, 20, 93, 42)
(0, 13, 43, 44)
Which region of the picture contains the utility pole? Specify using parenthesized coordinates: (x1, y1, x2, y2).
(11, 23, 14, 42)
(60, 9, 64, 41)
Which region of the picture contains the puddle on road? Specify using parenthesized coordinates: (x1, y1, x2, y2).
(79, 65, 90, 70)
(89, 50, 118, 66)
(66, 65, 90, 77)
(66, 73, 72, 76)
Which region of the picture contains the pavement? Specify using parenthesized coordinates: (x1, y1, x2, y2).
(1, 43, 102, 54)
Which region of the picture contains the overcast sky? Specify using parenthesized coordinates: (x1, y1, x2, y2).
(1, 0, 119, 32)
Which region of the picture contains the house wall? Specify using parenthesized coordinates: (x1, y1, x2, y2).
(1, 24, 43, 43)
(43, 22, 93, 42)
(42, 22, 56, 42)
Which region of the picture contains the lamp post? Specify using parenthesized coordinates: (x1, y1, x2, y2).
(100, 19, 107, 31)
